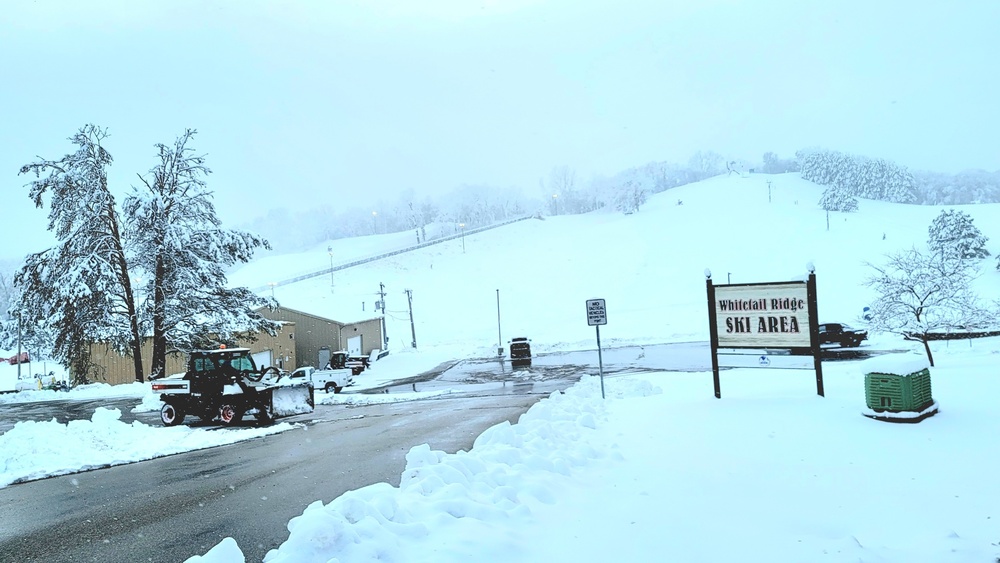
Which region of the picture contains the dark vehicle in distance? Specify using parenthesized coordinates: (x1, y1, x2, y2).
(327, 350, 368, 376)
(508, 337, 532, 367)
(818, 323, 868, 348)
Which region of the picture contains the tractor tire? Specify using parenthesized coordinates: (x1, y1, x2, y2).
(160, 403, 185, 427)
(219, 404, 244, 426)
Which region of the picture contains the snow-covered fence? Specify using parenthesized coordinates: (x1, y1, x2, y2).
(252, 216, 532, 293)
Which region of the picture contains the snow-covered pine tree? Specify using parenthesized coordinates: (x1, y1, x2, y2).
(15, 125, 146, 382)
(863, 247, 994, 366)
(828, 151, 857, 191)
(927, 209, 990, 260)
(818, 186, 858, 212)
(881, 161, 918, 203)
(124, 129, 277, 379)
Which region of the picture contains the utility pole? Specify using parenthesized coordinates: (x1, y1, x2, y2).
(405, 289, 416, 348)
(377, 282, 388, 348)
(767, 179, 772, 203)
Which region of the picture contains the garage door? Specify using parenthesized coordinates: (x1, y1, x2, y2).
(252, 350, 273, 369)
(347, 336, 362, 357)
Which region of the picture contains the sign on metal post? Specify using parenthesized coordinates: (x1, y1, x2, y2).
(586, 299, 607, 326)
(586, 299, 607, 398)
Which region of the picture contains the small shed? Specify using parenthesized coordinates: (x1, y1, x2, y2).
(860, 354, 938, 423)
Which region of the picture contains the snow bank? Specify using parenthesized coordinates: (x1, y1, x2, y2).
(191, 375, 660, 563)
(0, 408, 298, 488)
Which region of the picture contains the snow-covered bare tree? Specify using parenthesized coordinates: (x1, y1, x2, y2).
(15, 125, 146, 381)
(927, 209, 990, 261)
(687, 151, 725, 181)
(125, 129, 277, 379)
(761, 152, 798, 174)
(818, 186, 858, 212)
(608, 179, 648, 214)
(863, 247, 993, 366)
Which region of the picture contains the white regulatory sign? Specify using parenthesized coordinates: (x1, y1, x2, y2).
(586, 298, 607, 326)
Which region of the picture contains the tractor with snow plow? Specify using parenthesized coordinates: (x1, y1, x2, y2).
(151, 347, 314, 427)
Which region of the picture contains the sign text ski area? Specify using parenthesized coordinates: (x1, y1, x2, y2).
(704, 266, 824, 399)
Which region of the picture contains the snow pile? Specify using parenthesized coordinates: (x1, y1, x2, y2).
(188, 340, 1000, 563)
(0, 408, 298, 487)
(271, 385, 315, 416)
(131, 391, 166, 413)
(186, 375, 658, 563)
(0, 378, 149, 404)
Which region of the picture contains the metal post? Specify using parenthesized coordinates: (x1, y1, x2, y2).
(496, 289, 503, 356)
(596, 325, 605, 399)
(705, 273, 721, 398)
(807, 268, 824, 397)
(16, 312, 22, 379)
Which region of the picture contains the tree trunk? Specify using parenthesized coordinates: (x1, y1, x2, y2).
(150, 253, 167, 379)
(922, 337, 935, 367)
(108, 202, 145, 383)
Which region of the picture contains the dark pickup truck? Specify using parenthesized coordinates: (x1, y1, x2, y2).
(818, 323, 868, 348)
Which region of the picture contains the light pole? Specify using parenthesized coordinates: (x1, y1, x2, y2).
(327, 246, 334, 292)
(727, 272, 731, 284)
(552, 193, 558, 215)
(459, 222, 466, 253)
(372, 211, 377, 234)
(267, 282, 277, 299)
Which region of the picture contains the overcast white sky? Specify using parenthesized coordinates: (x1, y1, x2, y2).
(2, 0, 998, 260)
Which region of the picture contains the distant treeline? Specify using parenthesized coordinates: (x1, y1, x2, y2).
(243, 148, 1000, 256)
(797, 148, 1000, 205)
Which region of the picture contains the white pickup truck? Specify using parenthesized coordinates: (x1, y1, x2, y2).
(285, 366, 353, 393)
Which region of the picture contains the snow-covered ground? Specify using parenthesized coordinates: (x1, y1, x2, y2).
(3, 173, 1000, 561)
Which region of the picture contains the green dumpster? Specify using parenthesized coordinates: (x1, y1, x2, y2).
(860, 355, 938, 423)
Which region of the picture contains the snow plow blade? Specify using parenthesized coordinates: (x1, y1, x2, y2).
(269, 383, 315, 417)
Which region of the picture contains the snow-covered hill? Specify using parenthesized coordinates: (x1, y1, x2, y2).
(230, 173, 1000, 358)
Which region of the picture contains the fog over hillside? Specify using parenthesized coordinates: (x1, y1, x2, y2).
(229, 173, 1000, 359)
(4, 0, 998, 263)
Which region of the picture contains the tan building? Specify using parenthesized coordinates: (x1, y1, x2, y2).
(256, 307, 384, 369)
(81, 307, 383, 385)
(83, 323, 297, 385)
